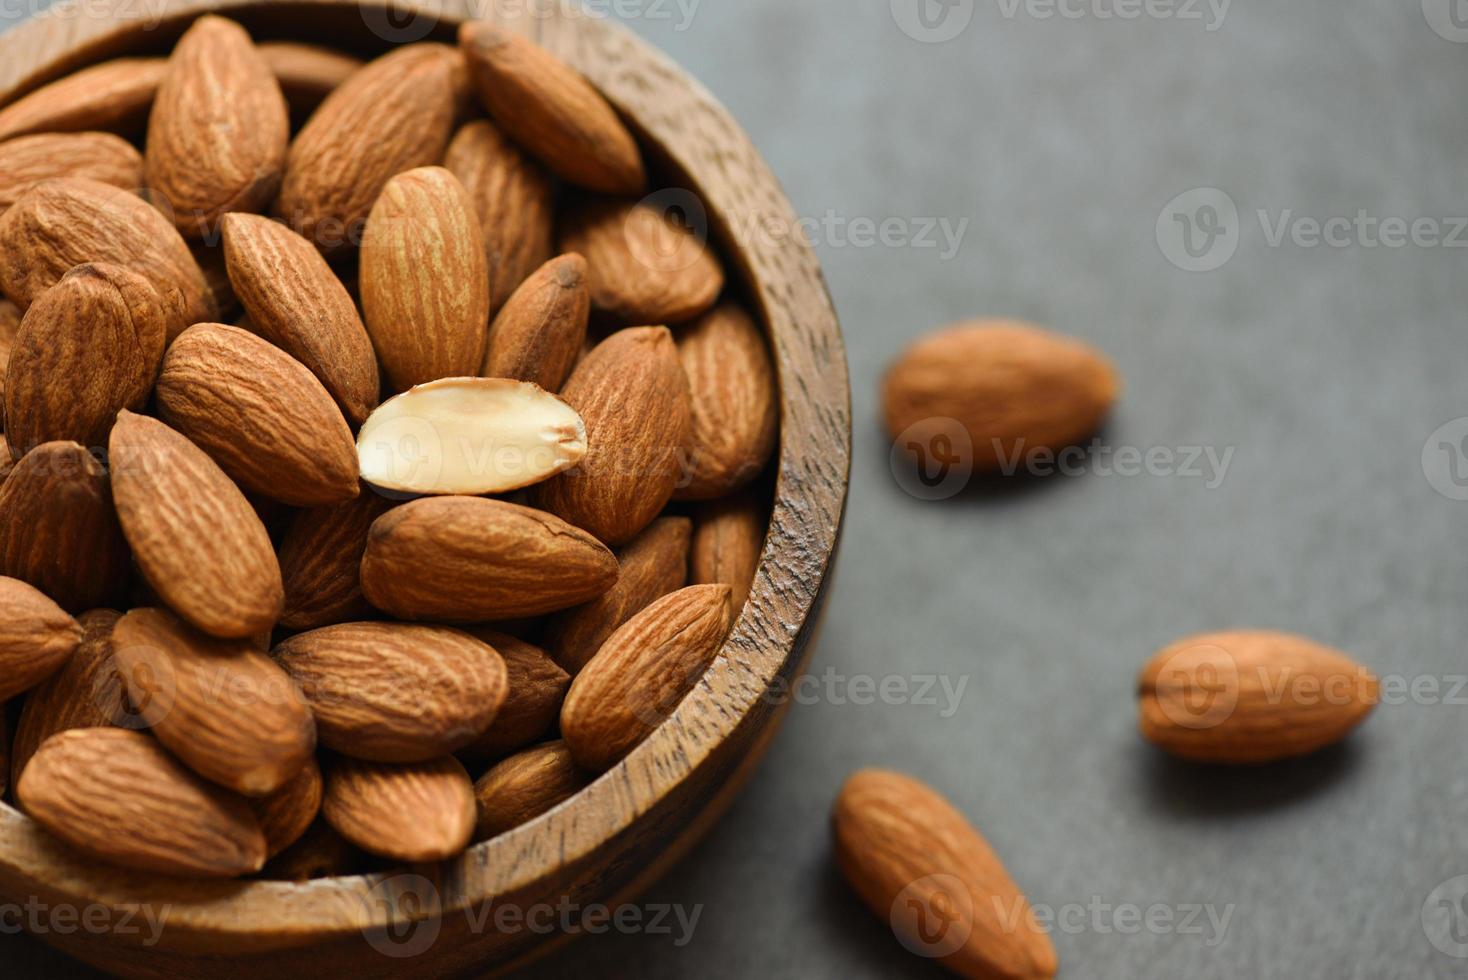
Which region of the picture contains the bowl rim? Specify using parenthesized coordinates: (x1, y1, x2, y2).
(0, 0, 851, 954)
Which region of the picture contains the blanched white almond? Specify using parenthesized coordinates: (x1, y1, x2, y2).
(357, 377, 586, 496)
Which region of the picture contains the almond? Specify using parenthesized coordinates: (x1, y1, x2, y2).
(109, 411, 283, 638)
(560, 196, 724, 326)
(0, 177, 215, 324)
(221, 212, 379, 425)
(832, 769, 1058, 980)
(155, 323, 359, 506)
(0, 443, 129, 612)
(532, 327, 691, 546)
(144, 16, 289, 239)
(444, 119, 554, 313)
(458, 23, 644, 195)
(360, 166, 490, 391)
(1138, 630, 1379, 764)
(112, 608, 314, 795)
(261, 818, 364, 881)
(481, 253, 589, 391)
(256, 42, 362, 123)
(249, 755, 322, 858)
(0, 133, 143, 216)
(4, 263, 171, 458)
(459, 631, 569, 760)
(277, 493, 394, 631)
(356, 377, 585, 496)
(883, 321, 1119, 473)
(544, 516, 690, 675)
(691, 490, 765, 614)
(274, 622, 508, 763)
(322, 755, 476, 863)
(0, 576, 82, 701)
(17, 727, 267, 877)
(10, 609, 127, 786)
(472, 741, 588, 841)
(360, 497, 619, 622)
(0, 58, 166, 141)
(560, 584, 731, 772)
(275, 43, 455, 253)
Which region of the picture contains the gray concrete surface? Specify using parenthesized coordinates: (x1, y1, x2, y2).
(5, 1, 1468, 977)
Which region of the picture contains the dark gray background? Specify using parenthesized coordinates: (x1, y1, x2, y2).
(5, 1, 1468, 977)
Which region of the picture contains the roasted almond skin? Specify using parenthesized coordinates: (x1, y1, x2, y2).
(221, 212, 379, 425)
(0, 133, 143, 215)
(560, 584, 732, 772)
(532, 327, 692, 546)
(361, 497, 619, 622)
(459, 631, 570, 760)
(109, 411, 284, 639)
(473, 740, 588, 841)
(1138, 630, 1379, 764)
(275, 43, 455, 254)
(256, 42, 362, 124)
(882, 320, 1119, 473)
(145, 16, 289, 239)
(113, 607, 316, 796)
(274, 623, 508, 763)
(544, 516, 690, 675)
(322, 755, 477, 863)
(691, 491, 765, 614)
(833, 769, 1058, 980)
(0, 575, 83, 701)
(156, 323, 359, 506)
(560, 196, 724, 326)
(459, 23, 644, 195)
(360, 166, 491, 392)
(674, 303, 779, 500)
(18, 727, 267, 877)
(277, 493, 394, 631)
(481, 253, 589, 392)
(5, 263, 171, 458)
(445, 119, 554, 313)
(0, 58, 166, 141)
(0, 443, 130, 612)
(249, 755, 322, 858)
(0, 177, 214, 325)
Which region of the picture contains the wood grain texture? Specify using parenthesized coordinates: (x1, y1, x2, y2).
(0, 2, 848, 976)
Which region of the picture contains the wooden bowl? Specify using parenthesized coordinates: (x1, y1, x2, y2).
(0, 2, 849, 975)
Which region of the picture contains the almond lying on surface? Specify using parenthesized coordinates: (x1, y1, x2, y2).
(691, 490, 765, 614)
(249, 756, 323, 858)
(0, 133, 143, 215)
(0, 575, 83, 702)
(0, 58, 166, 141)
(480, 253, 589, 392)
(473, 740, 589, 841)
(459, 630, 570, 760)
(322, 755, 477, 863)
(277, 493, 394, 631)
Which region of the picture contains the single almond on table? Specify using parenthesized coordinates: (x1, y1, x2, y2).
(473, 741, 589, 841)
(0, 443, 130, 612)
(361, 497, 619, 622)
(0, 575, 83, 701)
(322, 755, 477, 863)
(0, 177, 214, 325)
(1138, 630, 1379, 764)
(832, 769, 1058, 980)
(256, 41, 362, 121)
(883, 320, 1119, 474)
(18, 727, 267, 878)
(109, 411, 283, 639)
(445, 118, 554, 313)
(561, 584, 732, 773)
(357, 377, 586, 496)
(480, 253, 589, 392)
(274, 622, 508, 764)
(144, 16, 288, 239)
(458, 22, 644, 195)
(691, 490, 765, 614)
(221, 212, 379, 425)
(459, 631, 570, 760)
(156, 323, 360, 507)
(360, 166, 491, 392)
(532, 327, 692, 546)
(5, 263, 172, 458)
(0, 58, 166, 141)
(277, 493, 394, 631)
(544, 516, 690, 675)
(560, 196, 725, 326)
(275, 43, 455, 254)
(113, 607, 316, 796)
(249, 755, 323, 858)
(674, 302, 779, 500)
(0, 133, 143, 215)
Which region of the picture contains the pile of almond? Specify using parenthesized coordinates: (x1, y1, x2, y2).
(0, 18, 777, 878)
